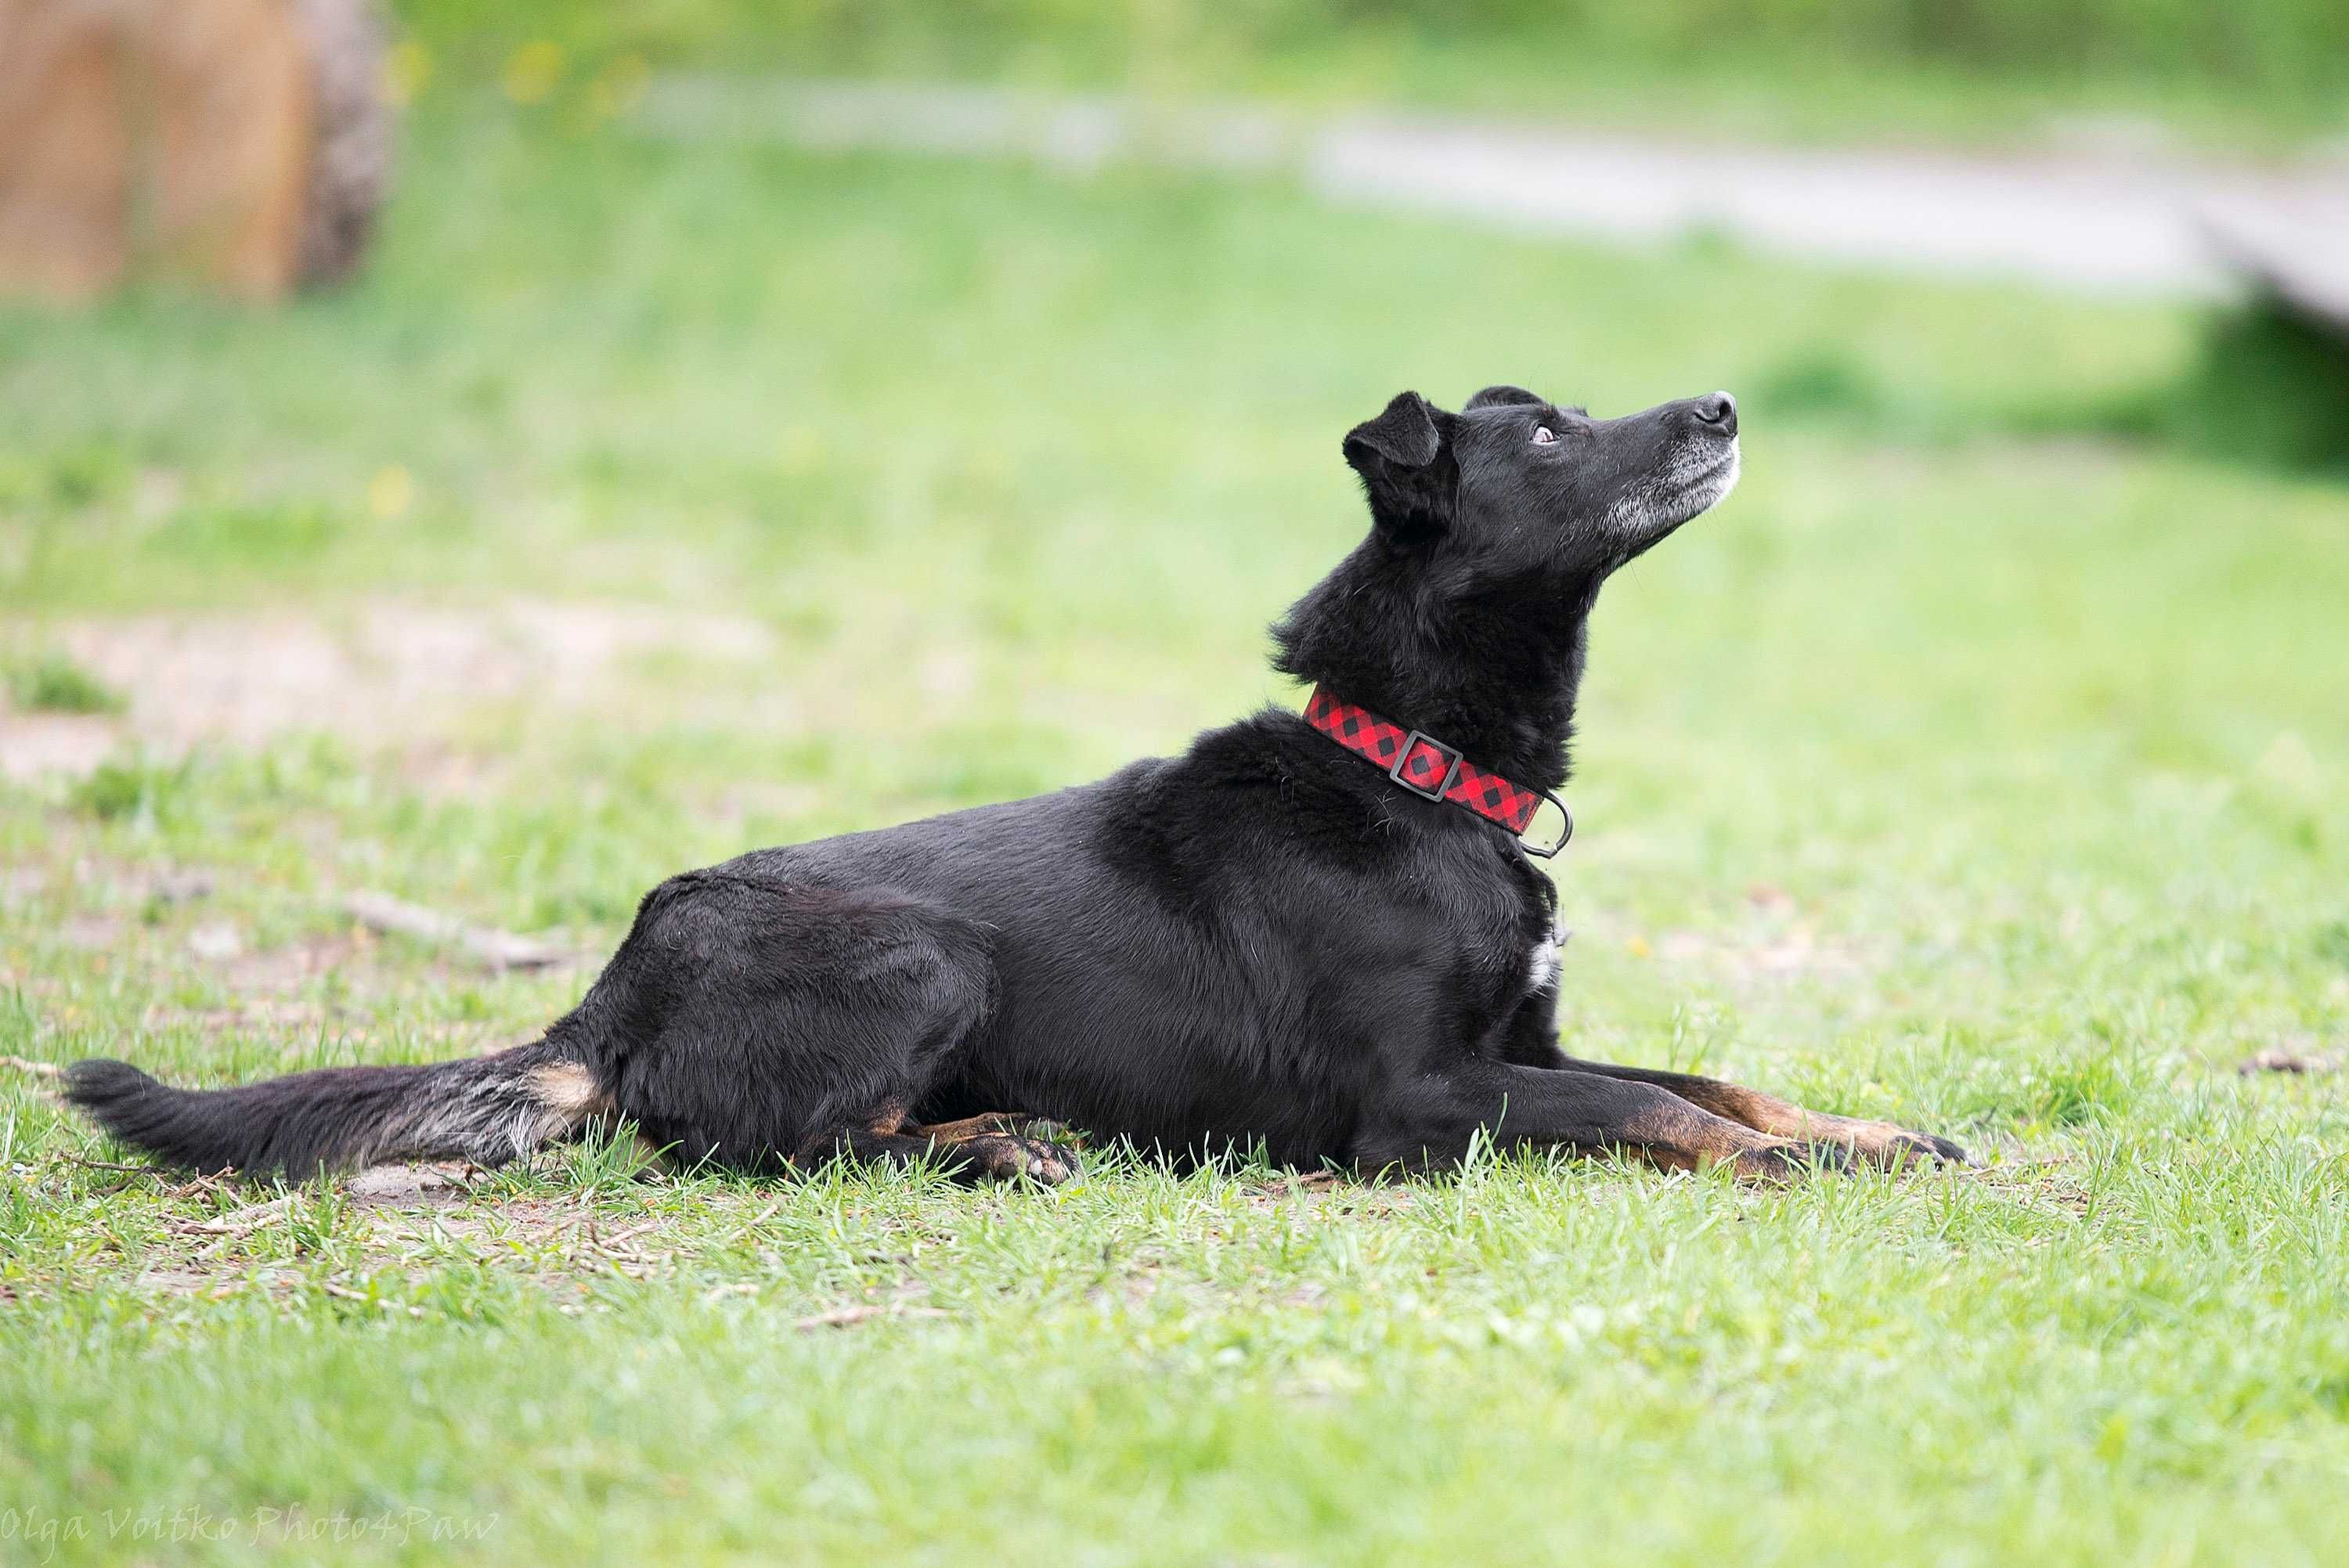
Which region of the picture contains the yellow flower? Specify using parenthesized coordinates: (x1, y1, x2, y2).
(503, 41, 565, 106)
(589, 53, 650, 119)
(777, 427, 826, 476)
(368, 464, 414, 521)
(384, 40, 431, 107)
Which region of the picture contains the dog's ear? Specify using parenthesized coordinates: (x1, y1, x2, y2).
(1464, 384, 1545, 411)
(1344, 391, 1456, 543)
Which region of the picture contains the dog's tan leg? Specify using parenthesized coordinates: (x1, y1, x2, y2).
(1585, 1080, 1849, 1181)
(908, 1112, 1077, 1148)
(1361, 1062, 1850, 1182)
(1557, 1058, 1969, 1169)
(903, 1112, 1081, 1183)
(789, 1103, 1079, 1184)
(940, 1133, 1080, 1183)
(904, 1112, 1036, 1144)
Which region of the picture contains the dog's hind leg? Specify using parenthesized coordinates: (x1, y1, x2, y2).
(907, 1111, 1054, 1143)
(599, 874, 1077, 1184)
(900, 1111, 1081, 1182)
(908, 1110, 1077, 1152)
(806, 1105, 1079, 1185)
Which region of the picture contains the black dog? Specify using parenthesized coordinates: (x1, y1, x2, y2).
(67, 386, 1967, 1182)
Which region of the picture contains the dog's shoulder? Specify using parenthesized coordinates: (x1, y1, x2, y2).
(1088, 706, 1543, 923)
(1103, 705, 1391, 850)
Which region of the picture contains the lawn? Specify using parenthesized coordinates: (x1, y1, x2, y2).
(393, 0, 2349, 153)
(2, 99, 2347, 1566)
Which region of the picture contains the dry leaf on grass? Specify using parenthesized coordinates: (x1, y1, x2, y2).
(2237, 1047, 2343, 1075)
(794, 1303, 951, 1331)
(342, 890, 576, 971)
(347, 1162, 478, 1209)
(184, 1196, 296, 1237)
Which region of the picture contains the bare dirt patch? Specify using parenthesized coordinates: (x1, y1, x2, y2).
(60, 911, 125, 949)
(0, 712, 121, 779)
(1655, 922, 1876, 986)
(1639, 888, 1882, 990)
(57, 1176, 693, 1307)
(2, 599, 778, 780)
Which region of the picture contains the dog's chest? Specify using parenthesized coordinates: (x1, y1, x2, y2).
(1524, 929, 1562, 994)
(1446, 863, 1563, 1000)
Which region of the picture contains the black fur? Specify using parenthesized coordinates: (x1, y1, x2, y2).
(63, 1040, 591, 1177)
(67, 385, 1968, 1181)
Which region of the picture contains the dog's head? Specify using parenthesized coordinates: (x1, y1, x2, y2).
(1273, 383, 1743, 786)
(1341, 384, 1739, 583)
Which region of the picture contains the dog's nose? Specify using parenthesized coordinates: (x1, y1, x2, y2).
(1693, 391, 1737, 434)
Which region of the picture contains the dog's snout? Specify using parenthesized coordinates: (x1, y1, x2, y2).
(1692, 391, 1737, 434)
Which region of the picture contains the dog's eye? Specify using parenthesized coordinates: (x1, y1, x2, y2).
(1532, 426, 1557, 445)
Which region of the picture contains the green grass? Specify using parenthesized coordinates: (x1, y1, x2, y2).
(2, 100, 2347, 1566)
(391, 0, 2349, 152)
(4, 651, 124, 716)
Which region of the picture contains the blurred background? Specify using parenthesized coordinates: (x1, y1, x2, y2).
(1, 0, 2344, 1047)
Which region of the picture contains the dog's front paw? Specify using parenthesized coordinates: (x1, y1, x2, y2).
(1729, 1139, 1854, 1182)
(1843, 1120, 1973, 1170)
(962, 1133, 1081, 1185)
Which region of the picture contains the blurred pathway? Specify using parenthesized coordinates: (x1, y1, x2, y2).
(636, 77, 2349, 304)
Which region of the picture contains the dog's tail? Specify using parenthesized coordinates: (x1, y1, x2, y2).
(62, 1036, 612, 1177)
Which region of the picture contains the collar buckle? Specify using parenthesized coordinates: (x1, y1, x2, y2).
(1389, 730, 1464, 802)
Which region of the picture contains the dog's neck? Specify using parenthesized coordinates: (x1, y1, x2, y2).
(1271, 542, 1596, 795)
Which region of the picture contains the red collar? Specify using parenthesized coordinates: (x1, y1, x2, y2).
(1304, 686, 1572, 858)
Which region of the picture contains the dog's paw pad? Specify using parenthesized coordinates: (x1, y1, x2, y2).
(965, 1134, 1080, 1185)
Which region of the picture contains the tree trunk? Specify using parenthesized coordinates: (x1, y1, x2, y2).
(0, 0, 392, 301)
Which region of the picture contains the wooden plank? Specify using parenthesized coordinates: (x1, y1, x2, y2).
(2200, 193, 2349, 339)
(0, 0, 387, 301)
